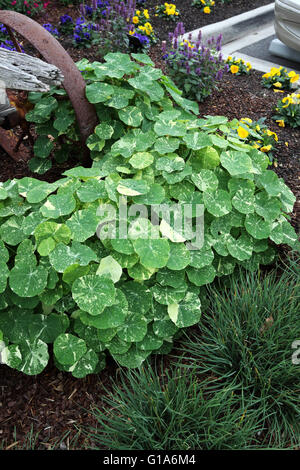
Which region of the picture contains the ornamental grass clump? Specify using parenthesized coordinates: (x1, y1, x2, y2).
(273, 92, 300, 128)
(162, 23, 227, 102)
(177, 260, 300, 448)
(226, 56, 252, 75)
(155, 3, 180, 21)
(262, 66, 299, 91)
(0, 52, 297, 379)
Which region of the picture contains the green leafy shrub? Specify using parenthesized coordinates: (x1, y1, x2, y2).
(162, 23, 226, 102)
(272, 92, 300, 128)
(177, 261, 300, 447)
(0, 52, 298, 378)
(261, 67, 299, 91)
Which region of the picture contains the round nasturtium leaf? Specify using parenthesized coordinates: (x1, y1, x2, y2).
(203, 190, 232, 217)
(129, 152, 154, 169)
(168, 291, 201, 328)
(189, 247, 214, 269)
(245, 213, 272, 240)
(54, 333, 87, 366)
(133, 238, 170, 269)
(257, 170, 282, 197)
(18, 339, 49, 375)
(156, 268, 185, 289)
(80, 289, 128, 330)
(191, 170, 219, 192)
(112, 346, 151, 368)
(118, 106, 143, 127)
(117, 179, 149, 196)
(152, 283, 187, 305)
(0, 261, 9, 294)
(0, 216, 24, 246)
(49, 242, 97, 273)
(66, 209, 99, 242)
(121, 281, 152, 315)
(0, 344, 22, 369)
(220, 150, 253, 176)
(186, 265, 216, 287)
(9, 264, 48, 297)
(232, 187, 255, 214)
(117, 312, 148, 343)
(166, 242, 191, 271)
(76, 179, 107, 203)
(72, 275, 116, 316)
(69, 349, 100, 378)
(226, 232, 253, 261)
(41, 193, 76, 219)
(254, 191, 282, 222)
(96, 255, 123, 283)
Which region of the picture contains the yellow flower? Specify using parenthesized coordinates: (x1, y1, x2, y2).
(143, 9, 150, 19)
(255, 124, 260, 131)
(276, 119, 285, 127)
(273, 89, 284, 93)
(290, 74, 299, 83)
(211, 0, 215, 4)
(241, 117, 252, 123)
(230, 65, 239, 74)
(260, 145, 272, 152)
(136, 10, 140, 15)
(273, 81, 282, 88)
(227, 56, 232, 62)
(266, 130, 278, 141)
(237, 126, 249, 139)
(262, 72, 271, 78)
(252, 143, 260, 149)
(132, 16, 139, 24)
(285, 141, 289, 147)
(203, 6, 211, 13)
(129, 30, 135, 35)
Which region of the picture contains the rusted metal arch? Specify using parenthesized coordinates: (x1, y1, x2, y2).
(0, 10, 98, 162)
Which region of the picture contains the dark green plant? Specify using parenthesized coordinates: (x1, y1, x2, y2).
(162, 23, 226, 102)
(272, 93, 300, 128)
(82, 361, 266, 450)
(0, 52, 297, 379)
(176, 260, 300, 447)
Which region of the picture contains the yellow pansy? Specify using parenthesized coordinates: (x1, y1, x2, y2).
(204, 6, 211, 13)
(227, 56, 232, 62)
(136, 10, 140, 15)
(266, 130, 278, 141)
(260, 145, 272, 152)
(230, 65, 239, 74)
(241, 117, 252, 124)
(273, 89, 284, 93)
(276, 119, 285, 127)
(273, 81, 282, 88)
(143, 9, 150, 19)
(132, 16, 139, 24)
(237, 126, 249, 139)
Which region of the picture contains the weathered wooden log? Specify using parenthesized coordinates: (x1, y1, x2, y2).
(0, 49, 64, 92)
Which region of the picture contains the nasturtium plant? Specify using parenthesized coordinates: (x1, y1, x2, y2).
(0, 53, 298, 378)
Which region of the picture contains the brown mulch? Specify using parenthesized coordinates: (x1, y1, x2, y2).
(0, 0, 299, 451)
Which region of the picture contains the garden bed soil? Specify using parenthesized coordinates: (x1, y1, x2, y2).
(1, 0, 299, 450)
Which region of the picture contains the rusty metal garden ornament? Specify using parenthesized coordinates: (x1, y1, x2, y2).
(0, 10, 98, 163)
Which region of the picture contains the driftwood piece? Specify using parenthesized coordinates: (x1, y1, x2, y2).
(0, 49, 64, 92)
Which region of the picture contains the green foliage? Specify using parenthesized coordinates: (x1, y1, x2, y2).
(81, 361, 266, 450)
(162, 24, 226, 102)
(1, 0, 46, 16)
(272, 93, 300, 128)
(176, 260, 300, 447)
(1, 52, 298, 378)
